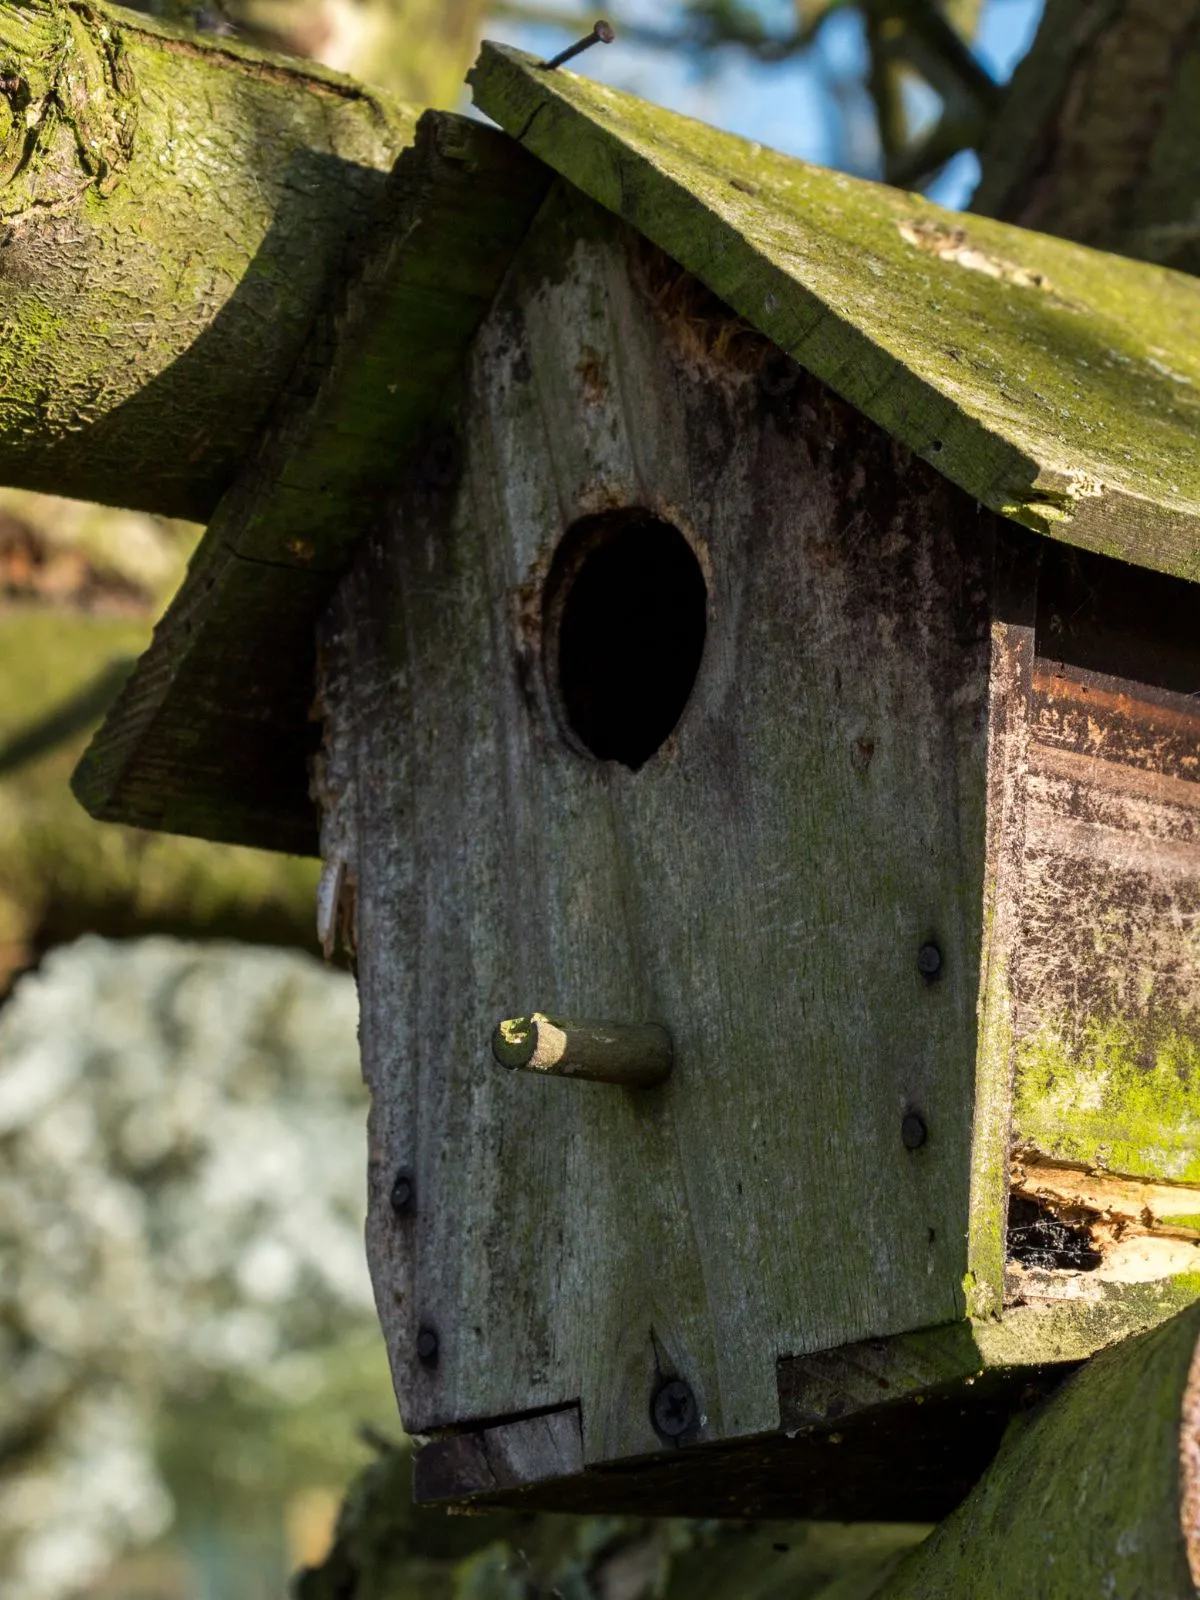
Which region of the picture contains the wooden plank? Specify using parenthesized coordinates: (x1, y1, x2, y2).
(966, 531, 1038, 1317)
(470, 44, 1200, 586)
(322, 187, 997, 1493)
(73, 112, 550, 854)
(1008, 544, 1200, 1187)
(413, 1363, 1066, 1521)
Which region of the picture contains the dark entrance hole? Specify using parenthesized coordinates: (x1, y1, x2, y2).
(544, 511, 707, 769)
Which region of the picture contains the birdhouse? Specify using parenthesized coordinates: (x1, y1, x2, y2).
(76, 45, 1200, 1521)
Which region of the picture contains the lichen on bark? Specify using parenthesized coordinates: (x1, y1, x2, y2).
(0, 0, 418, 519)
(0, 0, 137, 209)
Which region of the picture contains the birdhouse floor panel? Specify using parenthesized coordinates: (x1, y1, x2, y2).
(412, 1363, 1065, 1522)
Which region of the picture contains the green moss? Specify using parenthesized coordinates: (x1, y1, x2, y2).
(472, 43, 1200, 583)
(1014, 1015, 1200, 1181)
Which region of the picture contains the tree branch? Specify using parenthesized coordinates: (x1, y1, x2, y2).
(0, 0, 415, 520)
(878, 1301, 1200, 1596)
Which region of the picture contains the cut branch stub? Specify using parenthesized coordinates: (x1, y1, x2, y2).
(491, 1015, 673, 1088)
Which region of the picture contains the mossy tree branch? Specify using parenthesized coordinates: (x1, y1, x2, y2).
(0, 0, 416, 520)
(877, 1301, 1200, 1597)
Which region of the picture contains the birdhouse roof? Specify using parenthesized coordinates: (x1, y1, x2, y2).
(472, 44, 1200, 573)
(75, 47, 1200, 856)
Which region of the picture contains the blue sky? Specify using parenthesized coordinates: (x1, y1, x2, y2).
(481, 1, 1045, 211)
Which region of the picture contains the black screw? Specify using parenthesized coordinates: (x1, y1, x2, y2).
(390, 1169, 415, 1216)
(902, 1112, 928, 1150)
(416, 1327, 439, 1365)
(917, 942, 943, 979)
(543, 20, 615, 70)
(651, 1378, 696, 1440)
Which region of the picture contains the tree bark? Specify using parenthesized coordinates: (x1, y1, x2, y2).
(877, 1300, 1200, 1597)
(0, 0, 414, 520)
(0, 494, 319, 984)
(973, 0, 1200, 272)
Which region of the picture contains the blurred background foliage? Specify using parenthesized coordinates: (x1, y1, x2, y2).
(0, 1, 1042, 1596)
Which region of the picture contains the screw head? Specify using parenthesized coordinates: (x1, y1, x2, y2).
(416, 1327, 439, 1365)
(390, 1170, 414, 1216)
(917, 943, 942, 978)
(902, 1112, 928, 1150)
(651, 1378, 696, 1440)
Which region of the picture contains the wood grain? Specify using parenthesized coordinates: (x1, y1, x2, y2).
(319, 187, 997, 1481)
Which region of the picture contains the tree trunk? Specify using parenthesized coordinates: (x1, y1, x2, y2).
(0, 0, 414, 520)
(973, 0, 1200, 272)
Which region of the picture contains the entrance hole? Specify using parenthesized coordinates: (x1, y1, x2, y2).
(544, 512, 707, 770)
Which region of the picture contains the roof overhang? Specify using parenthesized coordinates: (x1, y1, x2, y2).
(76, 49, 1200, 855)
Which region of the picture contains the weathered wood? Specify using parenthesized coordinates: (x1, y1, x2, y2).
(965, 532, 1039, 1318)
(318, 185, 997, 1506)
(413, 1363, 1068, 1521)
(0, 0, 416, 519)
(1007, 544, 1200, 1187)
(879, 1298, 1200, 1597)
(81, 42, 1200, 852)
(72, 112, 550, 853)
(491, 1015, 673, 1087)
(470, 42, 1200, 585)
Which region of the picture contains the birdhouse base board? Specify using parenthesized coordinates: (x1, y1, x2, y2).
(413, 1364, 1069, 1522)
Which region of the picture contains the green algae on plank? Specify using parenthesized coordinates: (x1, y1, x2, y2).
(1014, 1015, 1200, 1184)
(73, 111, 550, 852)
(471, 42, 1200, 583)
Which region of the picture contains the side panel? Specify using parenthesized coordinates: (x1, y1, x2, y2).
(320, 189, 993, 1467)
(1011, 545, 1200, 1189)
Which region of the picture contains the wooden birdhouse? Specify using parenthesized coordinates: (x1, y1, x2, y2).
(76, 44, 1200, 1521)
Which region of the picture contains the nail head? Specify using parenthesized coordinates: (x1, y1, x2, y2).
(917, 942, 943, 978)
(416, 1328, 439, 1365)
(390, 1170, 414, 1215)
(652, 1378, 696, 1440)
(902, 1112, 928, 1150)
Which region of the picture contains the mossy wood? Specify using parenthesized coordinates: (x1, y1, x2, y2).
(877, 1299, 1200, 1597)
(67, 34, 1200, 1519)
(74, 34, 1200, 857)
(71, 111, 549, 853)
(470, 45, 1200, 582)
(0, 0, 419, 521)
(317, 189, 997, 1512)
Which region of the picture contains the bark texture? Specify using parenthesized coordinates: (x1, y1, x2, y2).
(0, 0, 415, 519)
(974, 0, 1200, 272)
(879, 1300, 1200, 1597)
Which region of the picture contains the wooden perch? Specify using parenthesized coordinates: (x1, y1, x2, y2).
(878, 1299, 1200, 1597)
(492, 1015, 673, 1087)
(0, 0, 415, 519)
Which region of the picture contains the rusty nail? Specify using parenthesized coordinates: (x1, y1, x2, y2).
(417, 1327, 439, 1365)
(902, 1112, 928, 1151)
(917, 942, 942, 978)
(390, 1170, 414, 1216)
(542, 20, 615, 71)
(651, 1378, 696, 1440)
